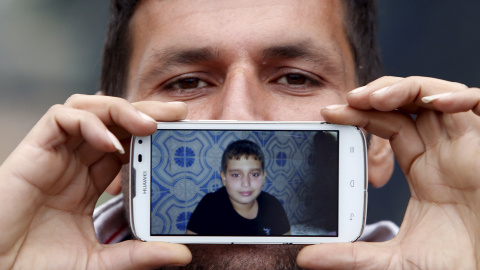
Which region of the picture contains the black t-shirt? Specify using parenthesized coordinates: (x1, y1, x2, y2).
(187, 187, 290, 236)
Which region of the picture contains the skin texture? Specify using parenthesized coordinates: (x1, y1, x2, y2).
(0, 97, 192, 269)
(126, 0, 356, 119)
(186, 157, 265, 235)
(2, 0, 480, 269)
(297, 77, 480, 269)
(122, 0, 394, 189)
(122, 1, 386, 268)
(221, 157, 266, 218)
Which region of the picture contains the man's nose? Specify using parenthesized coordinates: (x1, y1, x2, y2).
(215, 66, 268, 120)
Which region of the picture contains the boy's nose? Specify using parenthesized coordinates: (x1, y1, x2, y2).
(241, 177, 251, 187)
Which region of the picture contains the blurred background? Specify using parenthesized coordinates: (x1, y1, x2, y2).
(0, 0, 479, 227)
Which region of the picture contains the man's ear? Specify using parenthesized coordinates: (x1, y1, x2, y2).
(105, 172, 122, 195)
(367, 135, 394, 188)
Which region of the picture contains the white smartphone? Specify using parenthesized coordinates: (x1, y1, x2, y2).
(129, 121, 367, 244)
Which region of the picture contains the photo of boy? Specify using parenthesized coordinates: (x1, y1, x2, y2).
(186, 139, 291, 236)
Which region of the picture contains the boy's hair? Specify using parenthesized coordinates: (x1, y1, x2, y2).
(221, 140, 265, 172)
(100, 0, 383, 97)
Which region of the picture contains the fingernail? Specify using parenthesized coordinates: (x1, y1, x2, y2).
(168, 101, 188, 119)
(421, 92, 451, 103)
(349, 86, 367, 94)
(106, 130, 125, 154)
(371, 86, 390, 96)
(138, 111, 157, 124)
(323, 104, 347, 110)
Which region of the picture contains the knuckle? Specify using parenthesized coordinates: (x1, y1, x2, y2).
(64, 94, 133, 113)
(454, 82, 468, 90)
(402, 76, 426, 88)
(64, 93, 87, 106)
(404, 75, 422, 80)
(110, 96, 131, 108)
(46, 104, 67, 115)
(48, 103, 64, 111)
(381, 75, 402, 81)
(373, 76, 403, 83)
(46, 103, 97, 122)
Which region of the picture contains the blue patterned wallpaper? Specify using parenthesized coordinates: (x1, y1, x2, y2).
(150, 129, 337, 235)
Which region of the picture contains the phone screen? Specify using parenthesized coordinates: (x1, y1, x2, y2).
(150, 129, 339, 237)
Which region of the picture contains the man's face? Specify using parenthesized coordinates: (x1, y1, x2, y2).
(125, 0, 356, 268)
(126, 0, 356, 118)
(221, 156, 265, 208)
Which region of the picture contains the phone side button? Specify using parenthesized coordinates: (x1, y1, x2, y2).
(131, 167, 136, 199)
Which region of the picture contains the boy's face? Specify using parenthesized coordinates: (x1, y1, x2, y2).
(221, 156, 265, 207)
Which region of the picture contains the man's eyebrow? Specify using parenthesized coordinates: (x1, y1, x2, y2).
(261, 44, 312, 59)
(139, 43, 343, 85)
(139, 47, 219, 84)
(161, 47, 219, 65)
(260, 43, 343, 74)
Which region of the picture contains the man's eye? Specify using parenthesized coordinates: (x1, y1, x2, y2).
(166, 77, 208, 90)
(275, 73, 320, 87)
(232, 174, 240, 178)
(280, 74, 306, 85)
(251, 173, 260, 177)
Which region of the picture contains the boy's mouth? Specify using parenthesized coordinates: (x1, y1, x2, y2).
(240, 191, 253, 197)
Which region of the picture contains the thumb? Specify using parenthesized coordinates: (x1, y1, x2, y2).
(296, 241, 393, 269)
(96, 240, 192, 269)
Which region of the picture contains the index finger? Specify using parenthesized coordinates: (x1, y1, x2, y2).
(65, 95, 186, 136)
(347, 76, 468, 113)
(320, 105, 424, 181)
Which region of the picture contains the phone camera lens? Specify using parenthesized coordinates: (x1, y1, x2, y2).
(139, 140, 143, 144)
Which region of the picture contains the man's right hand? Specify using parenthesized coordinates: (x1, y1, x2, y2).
(297, 76, 480, 269)
(0, 94, 192, 269)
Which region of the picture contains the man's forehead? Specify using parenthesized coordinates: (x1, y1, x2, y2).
(133, 0, 342, 22)
(126, 0, 356, 99)
(130, 0, 346, 47)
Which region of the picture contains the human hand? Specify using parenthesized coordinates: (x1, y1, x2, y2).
(297, 76, 480, 269)
(0, 95, 192, 269)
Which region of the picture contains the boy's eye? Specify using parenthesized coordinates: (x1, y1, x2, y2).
(251, 173, 260, 177)
(231, 173, 240, 178)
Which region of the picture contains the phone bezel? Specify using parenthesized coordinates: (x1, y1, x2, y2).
(130, 121, 367, 244)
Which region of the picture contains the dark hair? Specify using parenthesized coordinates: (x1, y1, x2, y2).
(221, 140, 265, 172)
(100, 0, 382, 97)
(341, 0, 384, 86)
(100, 0, 140, 97)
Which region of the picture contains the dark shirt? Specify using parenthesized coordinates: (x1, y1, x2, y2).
(187, 187, 290, 236)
